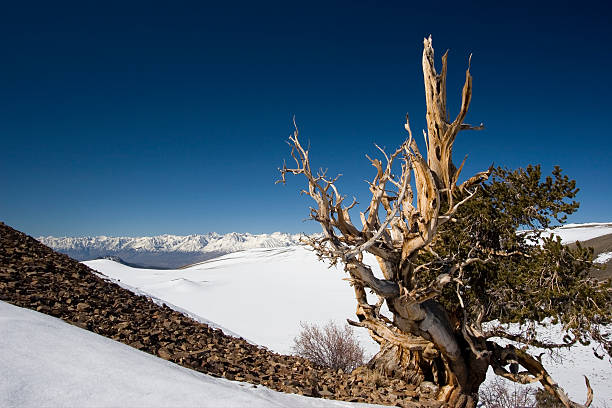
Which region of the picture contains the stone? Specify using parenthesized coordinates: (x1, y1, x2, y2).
(157, 348, 172, 360)
(76, 302, 90, 311)
(116, 322, 130, 330)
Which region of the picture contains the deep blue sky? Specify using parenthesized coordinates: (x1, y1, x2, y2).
(1, 1, 611, 237)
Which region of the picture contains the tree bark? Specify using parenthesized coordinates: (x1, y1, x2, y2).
(367, 343, 487, 407)
(365, 298, 489, 408)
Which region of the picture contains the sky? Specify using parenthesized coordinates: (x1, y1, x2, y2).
(1, 1, 611, 237)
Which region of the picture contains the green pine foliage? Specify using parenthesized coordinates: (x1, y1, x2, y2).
(416, 165, 612, 357)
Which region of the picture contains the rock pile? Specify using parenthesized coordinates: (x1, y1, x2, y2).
(0, 222, 440, 407)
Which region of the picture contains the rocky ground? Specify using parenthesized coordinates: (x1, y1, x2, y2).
(0, 222, 440, 408)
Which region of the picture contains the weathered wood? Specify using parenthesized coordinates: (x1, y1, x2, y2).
(279, 37, 590, 408)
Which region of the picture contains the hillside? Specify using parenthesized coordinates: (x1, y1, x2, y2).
(4, 221, 611, 406)
(541, 222, 612, 243)
(571, 233, 612, 281)
(84, 244, 612, 407)
(84, 247, 380, 356)
(1, 301, 386, 408)
(539, 222, 612, 280)
(0, 222, 438, 408)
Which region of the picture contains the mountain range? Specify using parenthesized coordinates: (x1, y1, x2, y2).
(37, 222, 612, 270)
(38, 232, 304, 268)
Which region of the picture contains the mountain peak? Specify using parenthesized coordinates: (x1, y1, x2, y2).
(37, 232, 304, 269)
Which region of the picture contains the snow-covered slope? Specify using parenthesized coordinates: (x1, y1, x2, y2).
(85, 246, 381, 357)
(39, 231, 303, 268)
(84, 239, 612, 407)
(540, 222, 612, 244)
(0, 300, 382, 408)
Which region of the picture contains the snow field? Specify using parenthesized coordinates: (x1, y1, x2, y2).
(84, 244, 612, 406)
(0, 300, 387, 408)
(85, 247, 383, 357)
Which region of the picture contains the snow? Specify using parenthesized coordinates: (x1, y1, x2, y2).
(595, 251, 612, 264)
(9, 222, 610, 406)
(84, 246, 382, 357)
(38, 231, 303, 255)
(40, 223, 612, 257)
(483, 321, 612, 407)
(38, 231, 306, 268)
(541, 222, 612, 244)
(84, 238, 612, 407)
(39, 223, 612, 269)
(0, 300, 385, 408)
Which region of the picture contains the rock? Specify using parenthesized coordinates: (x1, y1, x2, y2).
(157, 347, 172, 360)
(36, 305, 50, 313)
(76, 302, 90, 311)
(115, 322, 130, 330)
(130, 341, 144, 349)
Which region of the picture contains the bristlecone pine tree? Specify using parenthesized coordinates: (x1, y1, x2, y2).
(278, 37, 612, 408)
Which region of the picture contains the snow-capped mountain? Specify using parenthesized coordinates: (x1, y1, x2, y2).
(38, 232, 304, 268)
(38, 222, 612, 269)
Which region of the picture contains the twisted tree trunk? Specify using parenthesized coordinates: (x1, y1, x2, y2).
(362, 297, 489, 408)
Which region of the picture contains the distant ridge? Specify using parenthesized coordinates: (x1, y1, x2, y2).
(38, 223, 612, 269)
(538, 222, 612, 244)
(94, 255, 172, 270)
(38, 232, 303, 269)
